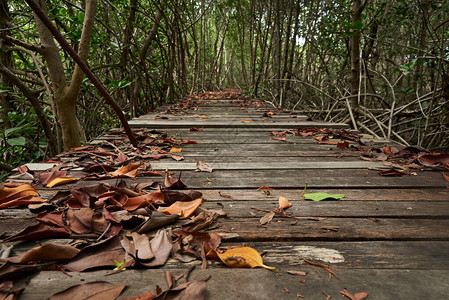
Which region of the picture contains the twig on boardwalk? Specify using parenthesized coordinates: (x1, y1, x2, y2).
(304, 259, 340, 280)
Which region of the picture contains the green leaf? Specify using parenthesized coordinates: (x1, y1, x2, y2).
(7, 137, 26, 146)
(113, 259, 126, 271)
(303, 192, 345, 201)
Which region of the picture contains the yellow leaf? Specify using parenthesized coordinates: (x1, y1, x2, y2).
(0, 183, 37, 202)
(210, 246, 275, 270)
(240, 120, 253, 123)
(108, 162, 141, 178)
(170, 147, 182, 153)
(278, 196, 292, 210)
(46, 177, 78, 188)
(160, 198, 204, 219)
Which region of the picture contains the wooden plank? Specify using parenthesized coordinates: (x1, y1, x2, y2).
(198, 200, 449, 218)
(206, 217, 449, 241)
(31, 170, 447, 190)
(251, 241, 449, 269)
(16, 268, 449, 300)
(128, 119, 349, 129)
(145, 161, 388, 171)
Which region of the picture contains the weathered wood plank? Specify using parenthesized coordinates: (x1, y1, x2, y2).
(30, 170, 447, 190)
(17, 268, 449, 300)
(128, 119, 349, 129)
(207, 217, 449, 241)
(199, 200, 449, 218)
(144, 161, 388, 170)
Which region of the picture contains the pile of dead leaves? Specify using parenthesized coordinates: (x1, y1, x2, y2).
(272, 127, 449, 180)
(1, 166, 277, 299)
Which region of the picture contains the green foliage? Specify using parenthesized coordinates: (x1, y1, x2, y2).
(0, 106, 49, 168)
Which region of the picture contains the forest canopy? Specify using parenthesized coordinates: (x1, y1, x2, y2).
(1, 0, 448, 178)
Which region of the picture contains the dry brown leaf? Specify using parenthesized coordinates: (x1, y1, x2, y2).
(160, 198, 204, 219)
(278, 196, 292, 210)
(130, 232, 154, 261)
(140, 229, 172, 267)
(108, 162, 141, 178)
(208, 246, 275, 270)
(218, 192, 232, 198)
(195, 161, 213, 172)
(171, 154, 185, 161)
(287, 270, 306, 276)
(340, 289, 368, 300)
(46, 177, 78, 188)
(7, 243, 80, 263)
(257, 186, 274, 190)
(259, 211, 275, 225)
(0, 281, 24, 300)
(0, 183, 37, 202)
(64, 236, 125, 272)
(443, 172, 449, 182)
(49, 281, 126, 300)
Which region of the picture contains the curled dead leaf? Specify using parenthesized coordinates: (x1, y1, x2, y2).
(160, 198, 204, 219)
(46, 177, 78, 188)
(108, 162, 141, 178)
(278, 196, 292, 210)
(208, 246, 275, 270)
(259, 211, 275, 225)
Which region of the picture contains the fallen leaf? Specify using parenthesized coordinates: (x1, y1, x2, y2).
(218, 192, 232, 198)
(4, 223, 70, 242)
(37, 170, 67, 185)
(49, 281, 126, 300)
(0, 263, 37, 283)
(134, 212, 179, 233)
(7, 243, 80, 263)
(337, 141, 349, 148)
(443, 172, 449, 182)
(208, 246, 275, 270)
(303, 192, 345, 201)
(171, 154, 184, 161)
(190, 127, 203, 131)
(116, 153, 128, 163)
(0, 195, 46, 209)
(140, 229, 172, 267)
(0, 182, 37, 202)
(195, 161, 213, 172)
(129, 232, 155, 261)
(64, 236, 125, 272)
(160, 198, 204, 219)
(170, 147, 182, 153)
(418, 153, 449, 167)
(340, 289, 368, 300)
(240, 120, 253, 123)
(260, 211, 275, 225)
(182, 211, 217, 232)
(0, 281, 24, 300)
(271, 137, 287, 142)
(46, 177, 78, 188)
(181, 139, 198, 144)
(257, 186, 274, 190)
(165, 173, 187, 189)
(287, 270, 307, 276)
(378, 169, 406, 177)
(175, 230, 221, 254)
(108, 162, 141, 178)
(278, 196, 292, 210)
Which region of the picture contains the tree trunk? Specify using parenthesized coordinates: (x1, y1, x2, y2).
(350, 0, 364, 119)
(33, 0, 97, 149)
(0, 0, 12, 129)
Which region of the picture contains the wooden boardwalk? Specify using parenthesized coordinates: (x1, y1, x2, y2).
(1, 92, 449, 299)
